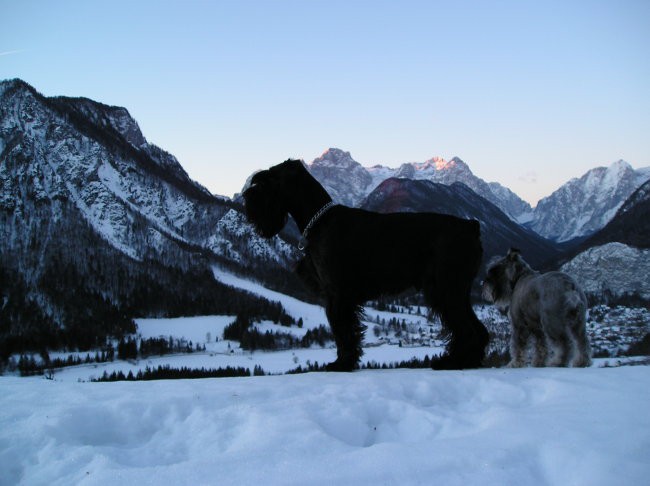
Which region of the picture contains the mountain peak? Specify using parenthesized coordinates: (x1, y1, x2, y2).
(311, 148, 358, 169)
(409, 157, 449, 171)
(530, 159, 649, 241)
(306, 148, 531, 220)
(308, 149, 372, 206)
(0, 78, 35, 92)
(401, 156, 472, 175)
(610, 159, 631, 169)
(322, 147, 350, 157)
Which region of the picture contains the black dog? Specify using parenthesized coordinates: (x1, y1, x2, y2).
(243, 159, 488, 371)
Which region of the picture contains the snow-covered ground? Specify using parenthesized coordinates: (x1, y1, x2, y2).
(22, 268, 444, 382)
(48, 343, 441, 382)
(3, 269, 649, 485)
(212, 266, 329, 330)
(2, 366, 649, 486)
(11, 267, 648, 382)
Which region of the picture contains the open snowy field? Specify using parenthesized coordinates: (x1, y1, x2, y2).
(2, 366, 649, 486)
(49, 342, 442, 382)
(4, 269, 649, 485)
(35, 267, 444, 383)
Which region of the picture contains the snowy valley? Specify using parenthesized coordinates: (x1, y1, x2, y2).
(3, 270, 650, 485)
(2, 79, 650, 361)
(2, 78, 650, 485)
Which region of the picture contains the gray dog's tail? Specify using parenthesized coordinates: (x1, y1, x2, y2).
(564, 290, 586, 320)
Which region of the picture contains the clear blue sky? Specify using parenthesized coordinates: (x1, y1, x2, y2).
(2, 0, 649, 205)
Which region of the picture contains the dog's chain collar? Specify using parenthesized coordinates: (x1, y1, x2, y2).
(298, 201, 336, 251)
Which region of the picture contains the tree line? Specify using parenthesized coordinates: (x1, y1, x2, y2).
(223, 314, 333, 351)
(92, 364, 253, 381)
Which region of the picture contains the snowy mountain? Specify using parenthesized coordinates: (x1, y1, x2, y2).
(3, 78, 647, 355)
(308, 149, 375, 207)
(562, 243, 650, 302)
(0, 79, 298, 353)
(0, 79, 227, 258)
(582, 178, 650, 250)
(361, 178, 560, 269)
(307, 148, 533, 222)
(557, 180, 650, 302)
(529, 160, 650, 242)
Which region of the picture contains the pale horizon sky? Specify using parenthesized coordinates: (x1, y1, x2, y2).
(2, 0, 649, 205)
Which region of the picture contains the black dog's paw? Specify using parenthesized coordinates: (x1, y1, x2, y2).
(431, 353, 483, 370)
(325, 359, 357, 372)
(430, 354, 459, 370)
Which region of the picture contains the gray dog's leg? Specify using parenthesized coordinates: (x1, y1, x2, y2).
(531, 328, 548, 367)
(569, 317, 592, 367)
(507, 324, 529, 368)
(544, 324, 571, 367)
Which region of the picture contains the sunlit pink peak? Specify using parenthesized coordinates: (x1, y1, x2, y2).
(411, 157, 454, 171)
(319, 147, 351, 159)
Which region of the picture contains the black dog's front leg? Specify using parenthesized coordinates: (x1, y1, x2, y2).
(325, 297, 365, 371)
(296, 258, 364, 371)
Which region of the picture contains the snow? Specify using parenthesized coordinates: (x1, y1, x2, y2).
(562, 243, 650, 300)
(2, 366, 649, 485)
(137, 315, 237, 342)
(530, 160, 648, 241)
(46, 343, 441, 383)
(96, 161, 189, 242)
(4, 270, 648, 485)
(212, 267, 328, 330)
(207, 210, 295, 264)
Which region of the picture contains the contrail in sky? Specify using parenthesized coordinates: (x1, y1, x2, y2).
(0, 50, 25, 57)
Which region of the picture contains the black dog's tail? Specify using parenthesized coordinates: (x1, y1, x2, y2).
(467, 219, 483, 276)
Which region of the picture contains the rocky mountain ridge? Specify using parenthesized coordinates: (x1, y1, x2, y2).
(308, 149, 650, 244)
(361, 178, 560, 269)
(0, 79, 300, 353)
(556, 178, 650, 303)
(2, 78, 648, 356)
(562, 243, 650, 302)
(308, 148, 534, 223)
(529, 160, 650, 242)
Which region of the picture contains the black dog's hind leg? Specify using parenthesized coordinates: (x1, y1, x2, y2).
(325, 297, 366, 371)
(428, 290, 488, 370)
(427, 231, 488, 370)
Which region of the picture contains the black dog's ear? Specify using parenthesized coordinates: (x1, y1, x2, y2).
(265, 159, 304, 174)
(250, 169, 273, 186)
(283, 158, 304, 166)
(244, 166, 282, 199)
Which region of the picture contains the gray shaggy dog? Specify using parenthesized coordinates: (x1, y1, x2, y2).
(482, 249, 591, 368)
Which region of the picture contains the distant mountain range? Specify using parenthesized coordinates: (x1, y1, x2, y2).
(361, 178, 558, 269)
(1, 78, 649, 354)
(309, 148, 534, 223)
(307, 148, 650, 242)
(556, 178, 650, 302)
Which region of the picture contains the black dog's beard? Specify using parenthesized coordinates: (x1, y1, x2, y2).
(243, 183, 288, 238)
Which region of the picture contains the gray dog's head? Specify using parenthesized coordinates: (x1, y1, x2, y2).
(482, 248, 533, 309)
